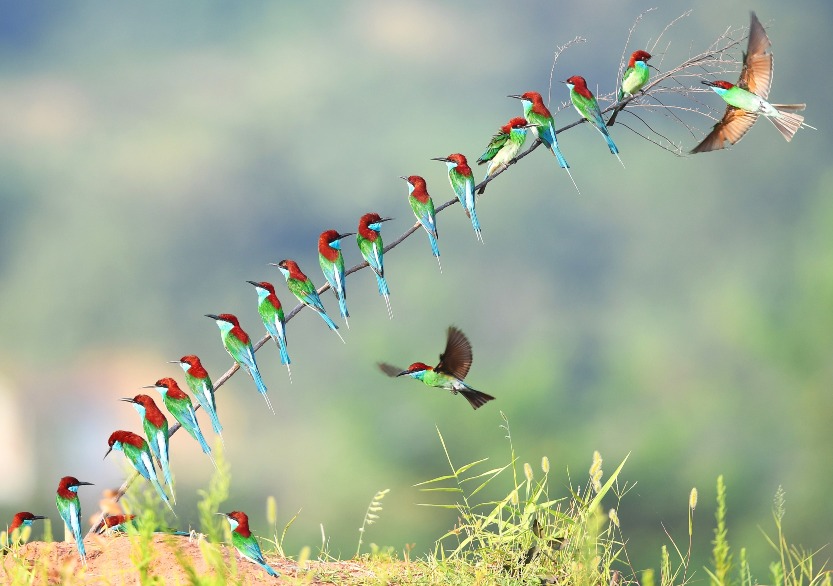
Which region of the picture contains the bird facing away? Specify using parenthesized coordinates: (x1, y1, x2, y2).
(607, 50, 652, 127)
(121, 393, 175, 504)
(508, 91, 579, 193)
(55, 476, 93, 564)
(318, 229, 355, 327)
(218, 511, 279, 577)
(402, 175, 441, 271)
(432, 153, 482, 243)
(272, 259, 345, 343)
(171, 355, 224, 440)
(691, 12, 813, 153)
(6, 512, 46, 546)
(356, 213, 394, 319)
(476, 117, 535, 194)
(378, 326, 495, 410)
(206, 313, 275, 412)
(104, 430, 176, 515)
(564, 75, 625, 168)
(144, 378, 218, 468)
(246, 281, 292, 381)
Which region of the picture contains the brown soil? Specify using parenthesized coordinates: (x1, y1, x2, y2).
(1, 535, 383, 585)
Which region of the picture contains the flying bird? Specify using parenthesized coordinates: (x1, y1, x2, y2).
(378, 326, 495, 410)
(691, 12, 813, 153)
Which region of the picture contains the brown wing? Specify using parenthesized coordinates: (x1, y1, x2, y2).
(690, 107, 759, 153)
(435, 326, 473, 380)
(377, 362, 404, 377)
(738, 12, 773, 99)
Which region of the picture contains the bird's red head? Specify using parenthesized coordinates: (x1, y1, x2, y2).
(57, 476, 93, 497)
(104, 514, 136, 529)
(224, 510, 251, 537)
(446, 153, 468, 167)
(358, 213, 383, 240)
(216, 313, 241, 327)
(502, 117, 531, 133)
(251, 281, 276, 295)
(125, 394, 167, 427)
(628, 50, 652, 66)
(107, 430, 144, 449)
(405, 362, 432, 373)
(318, 230, 344, 261)
(277, 259, 306, 280)
(519, 91, 544, 103)
(565, 75, 588, 88)
(9, 512, 45, 533)
(705, 80, 734, 90)
(403, 175, 427, 190)
(179, 355, 208, 378)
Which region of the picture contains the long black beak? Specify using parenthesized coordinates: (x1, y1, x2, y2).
(120, 397, 138, 404)
(396, 370, 410, 377)
(507, 94, 522, 100)
(103, 446, 113, 460)
(205, 314, 221, 320)
(268, 262, 280, 267)
(701, 80, 717, 87)
(379, 218, 393, 223)
(338, 232, 356, 239)
(77, 481, 94, 486)
(431, 157, 449, 162)
(245, 280, 261, 287)
(141, 384, 156, 390)
(32, 515, 47, 521)
(399, 176, 410, 182)
(167, 360, 180, 364)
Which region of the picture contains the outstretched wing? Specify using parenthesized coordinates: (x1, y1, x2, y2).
(738, 12, 773, 99)
(377, 362, 403, 377)
(690, 107, 758, 153)
(436, 326, 473, 380)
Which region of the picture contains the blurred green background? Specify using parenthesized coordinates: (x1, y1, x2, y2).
(1, 0, 830, 575)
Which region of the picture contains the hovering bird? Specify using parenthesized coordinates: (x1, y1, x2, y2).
(432, 154, 482, 243)
(206, 313, 275, 412)
(246, 281, 292, 381)
(55, 476, 93, 563)
(508, 91, 579, 193)
(105, 430, 176, 514)
(378, 326, 495, 410)
(607, 50, 652, 127)
(356, 213, 394, 319)
(318, 230, 354, 327)
(401, 175, 441, 271)
(476, 117, 535, 194)
(5, 512, 46, 546)
(171, 355, 223, 439)
(218, 511, 279, 578)
(272, 260, 345, 343)
(691, 12, 812, 153)
(122, 394, 175, 503)
(564, 75, 625, 167)
(145, 378, 217, 467)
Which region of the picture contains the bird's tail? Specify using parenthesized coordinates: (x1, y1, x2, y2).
(336, 289, 350, 323)
(151, 474, 177, 516)
(248, 363, 275, 413)
(318, 308, 346, 342)
(259, 560, 280, 577)
(374, 274, 394, 320)
(275, 334, 291, 367)
(428, 232, 442, 273)
(460, 387, 497, 410)
(549, 139, 570, 170)
(75, 530, 87, 563)
(159, 449, 176, 504)
(203, 393, 223, 437)
(770, 104, 812, 142)
(469, 206, 483, 244)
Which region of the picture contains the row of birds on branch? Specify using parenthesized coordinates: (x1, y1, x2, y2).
(3, 15, 812, 578)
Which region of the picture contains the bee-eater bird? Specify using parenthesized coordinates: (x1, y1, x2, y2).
(432, 154, 482, 243)
(356, 213, 394, 319)
(691, 12, 813, 153)
(55, 476, 93, 563)
(6, 512, 46, 546)
(476, 117, 535, 194)
(171, 355, 223, 440)
(121, 394, 175, 503)
(508, 91, 579, 193)
(272, 259, 346, 342)
(401, 175, 441, 271)
(105, 431, 176, 515)
(100, 514, 137, 534)
(246, 281, 292, 381)
(218, 511, 279, 577)
(378, 326, 495, 410)
(145, 378, 217, 467)
(607, 50, 652, 127)
(206, 313, 276, 412)
(318, 230, 354, 327)
(564, 76, 625, 168)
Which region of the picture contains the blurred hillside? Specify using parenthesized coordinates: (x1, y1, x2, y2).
(0, 0, 831, 574)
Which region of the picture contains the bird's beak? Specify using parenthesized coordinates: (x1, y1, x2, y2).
(523, 123, 537, 129)
(78, 481, 94, 486)
(32, 515, 47, 521)
(507, 94, 522, 100)
(560, 80, 568, 84)
(379, 217, 393, 223)
(399, 176, 409, 182)
(103, 446, 113, 460)
(648, 63, 661, 72)
(245, 280, 260, 287)
(701, 80, 717, 87)
(205, 314, 221, 320)
(338, 232, 356, 239)
(431, 157, 449, 162)
(167, 360, 180, 364)
(141, 384, 156, 390)
(396, 370, 410, 377)
(268, 262, 280, 267)
(120, 397, 137, 404)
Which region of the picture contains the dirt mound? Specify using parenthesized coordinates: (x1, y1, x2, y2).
(1, 535, 379, 585)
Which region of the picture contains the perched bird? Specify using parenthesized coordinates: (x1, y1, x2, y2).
(356, 213, 394, 319)
(607, 50, 652, 126)
(246, 282, 292, 381)
(272, 260, 345, 343)
(171, 355, 223, 440)
(105, 430, 176, 515)
(55, 476, 93, 563)
(218, 511, 279, 578)
(476, 117, 535, 194)
(691, 12, 812, 153)
(206, 313, 275, 412)
(5, 512, 46, 546)
(100, 514, 137, 534)
(121, 394, 175, 504)
(318, 230, 354, 327)
(401, 175, 441, 271)
(432, 154, 482, 243)
(378, 326, 495, 410)
(145, 378, 217, 467)
(508, 91, 578, 192)
(564, 75, 625, 167)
